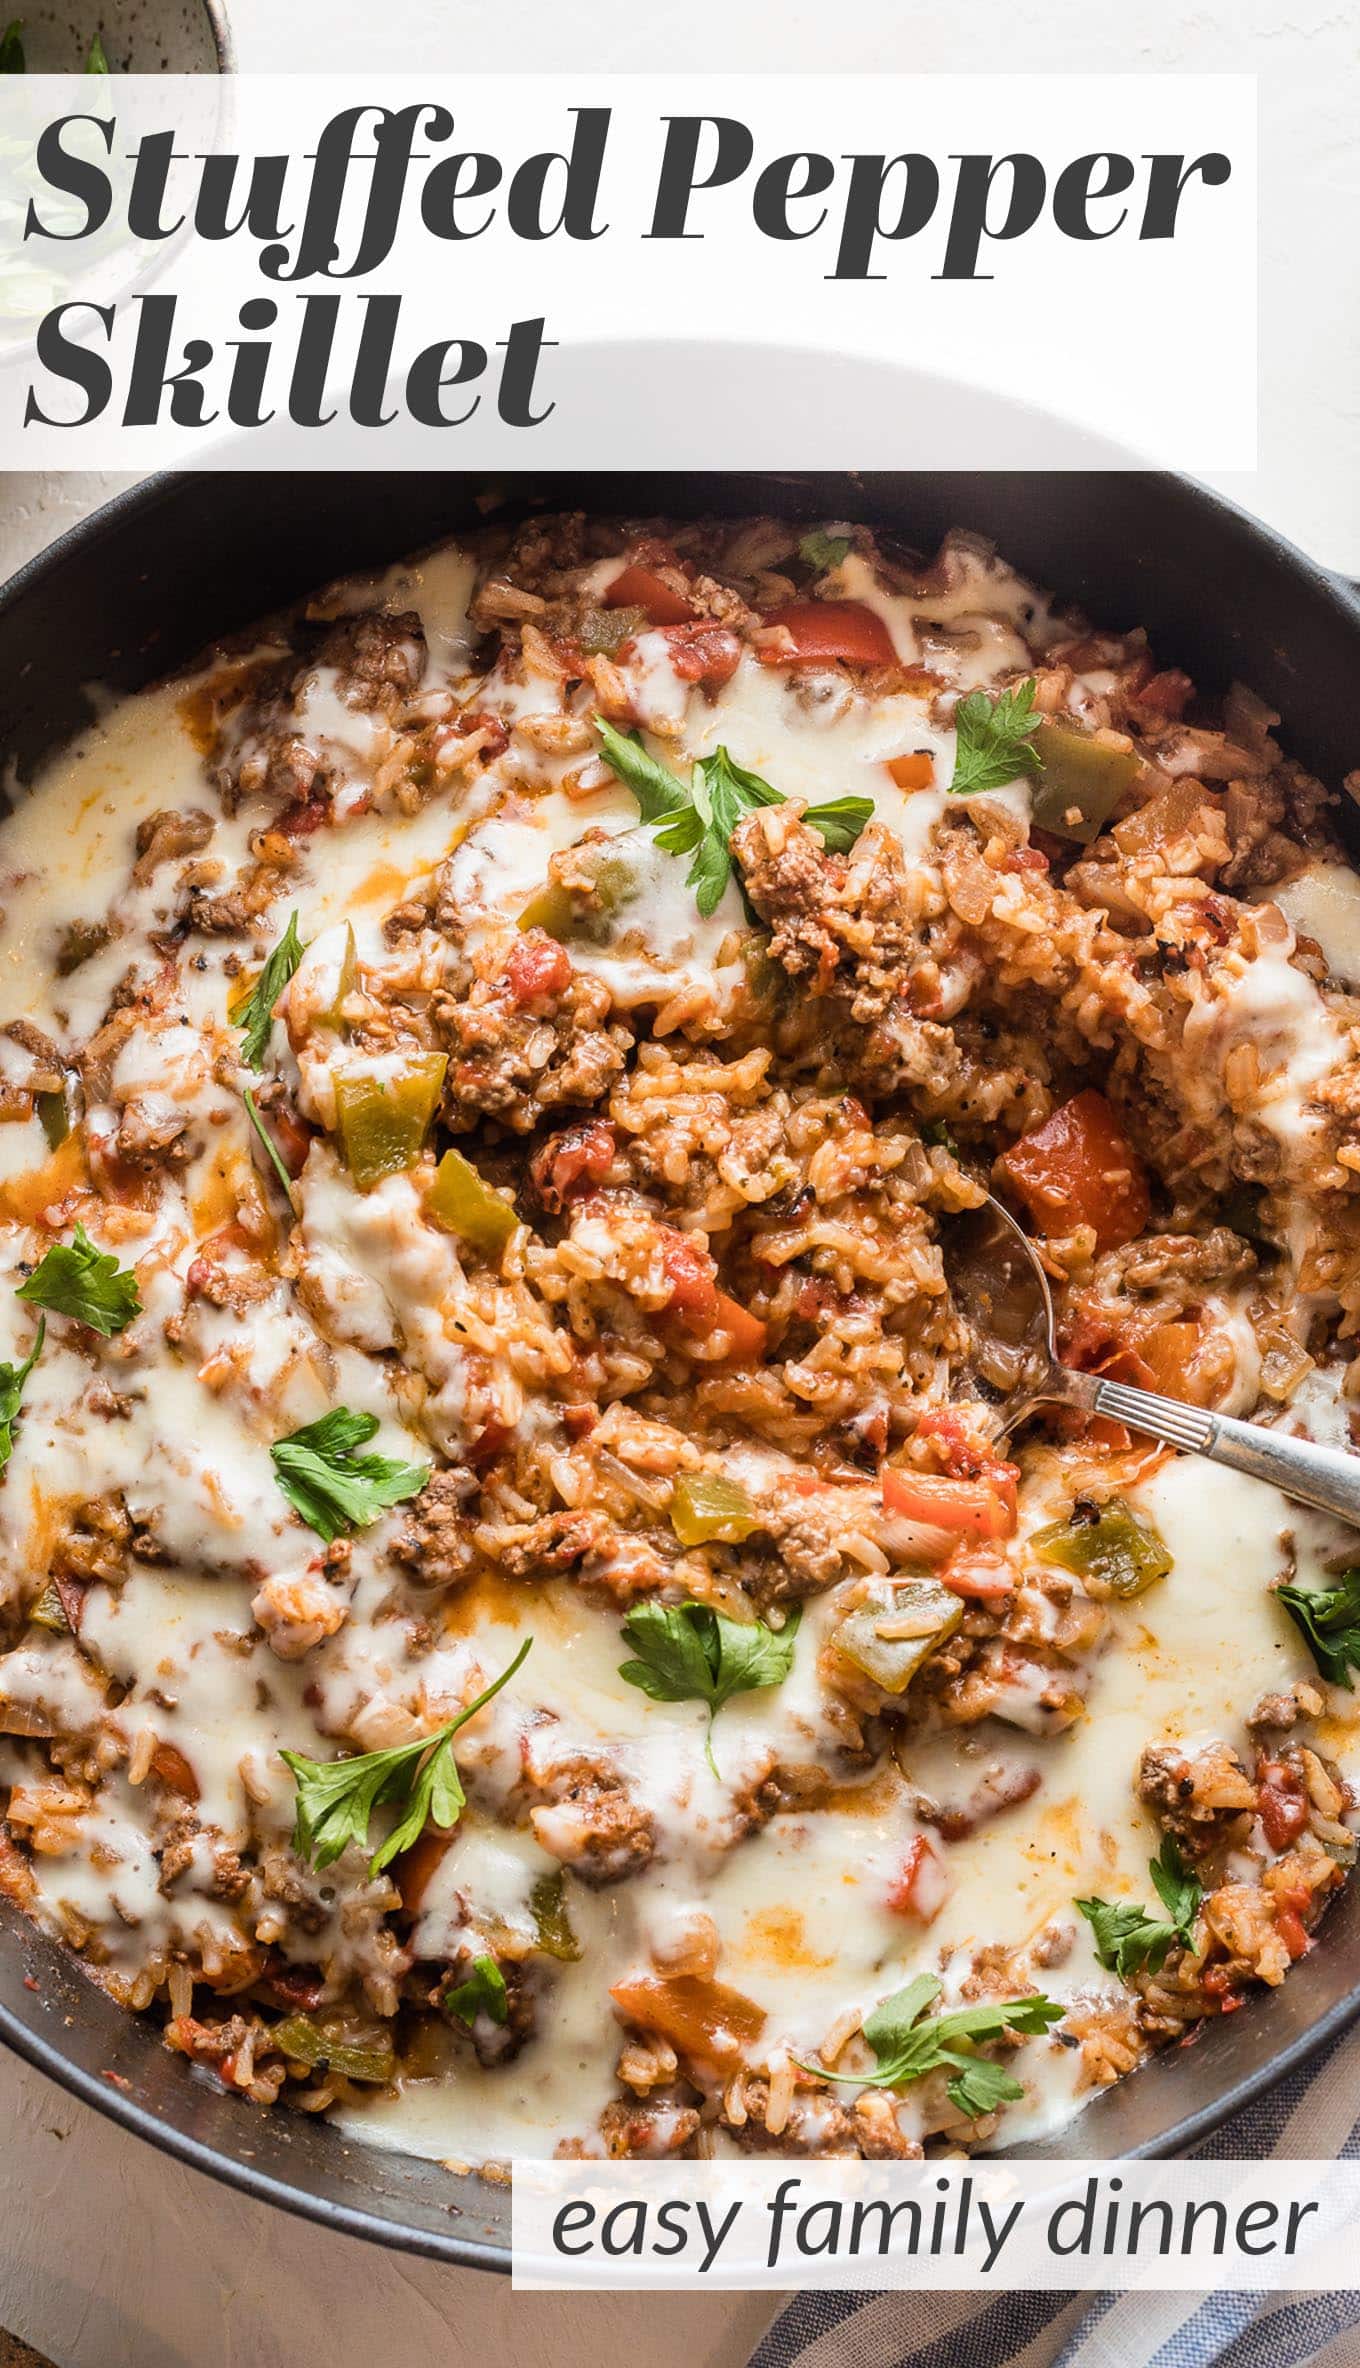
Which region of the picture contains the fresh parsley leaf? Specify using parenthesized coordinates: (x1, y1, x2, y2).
(281, 1638, 532, 1878)
(804, 1970, 1061, 2120)
(444, 1953, 509, 2028)
(618, 1599, 801, 1775)
(271, 1407, 429, 1543)
(0, 1317, 42, 1475)
(17, 1225, 140, 1336)
(698, 745, 785, 822)
(948, 677, 1044, 799)
(236, 913, 307, 1070)
(593, 719, 696, 828)
(1149, 1836, 1201, 1944)
(1076, 1895, 1175, 1980)
(799, 529, 852, 572)
(942, 2055, 1027, 2120)
(1276, 1570, 1360, 1686)
(1077, 1841, 1202, 1980)
(684, 817, 738, 921)
(0, 19, 24, 71)
(85, 29, 109, 70)
(802, 796, 875, 854)
(242, 1085, 296, 1201)
(595, 720, 875, 920)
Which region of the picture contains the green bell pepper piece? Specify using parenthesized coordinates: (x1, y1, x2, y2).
(517, 838, 648, 947)
(1029, 719, 1139, 843)
(35, 1091, 69, 1151)
(1031, 1498, 1172, 1598)
(334, 1054, 447, 1190)
(427, 1148, 518, 1259)
(834, 1578, 963, 1693)
(270, 2012, 396, 2084)
(530, 1869, 582, 1962)
(28, 1579, 70, 1633)
(670, 1473, 759, 1547)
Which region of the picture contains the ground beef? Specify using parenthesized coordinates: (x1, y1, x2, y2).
(495, 1508, 617, 1582)
(132, 807, 215, 883)
(430, 962, 630, 1132)
(1137, 1740, 1258, 1863)
(528, 1754, 657, 1883)
(114, 1100, 193, 1170)
(389, 1468, 478, 1588)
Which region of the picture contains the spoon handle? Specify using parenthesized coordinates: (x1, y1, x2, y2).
(1082, 1373, 1360, 1528)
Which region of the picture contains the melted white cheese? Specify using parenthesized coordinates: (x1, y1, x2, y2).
(0, 531, 1356, 2179)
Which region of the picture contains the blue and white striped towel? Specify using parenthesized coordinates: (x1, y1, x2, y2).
(748, 2020, 1360, 2368)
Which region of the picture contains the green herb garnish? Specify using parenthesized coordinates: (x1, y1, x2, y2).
(618, 1599, 800, 1775)
(235, 913, 307, 1071)
(17, 1225, 140, 1336)
(1076, 1838, 1203, 1980)
(803, 1970, 1061, 2121)
(799, 529, 852, 572)
(0, 1317, 42, 1474)
(595, 720, 873, 918)
(444, 1954, 509, 2028)
(0, 22, 113, 71)
(281, 1639, 531, 1878)
(948, 677, 1044, 799)
(1276, 1569, 1360, 1686)
(242, 1085, 296, 1200)
(271, 1407, 429, 1543)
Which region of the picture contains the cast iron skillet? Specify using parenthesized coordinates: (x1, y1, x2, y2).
(1, 469, 1359, 2268)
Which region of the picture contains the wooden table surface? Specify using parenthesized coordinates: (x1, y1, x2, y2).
(0, 2046, 781, 2368)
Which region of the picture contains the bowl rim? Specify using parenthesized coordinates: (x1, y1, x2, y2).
(202, 0, 235, 73)
(0, 461, 1358, 2271)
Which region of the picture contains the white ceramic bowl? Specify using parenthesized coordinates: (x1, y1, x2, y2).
(9, 0, 231, 71)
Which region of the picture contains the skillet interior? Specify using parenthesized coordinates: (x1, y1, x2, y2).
(1, 468, 1359, 2264)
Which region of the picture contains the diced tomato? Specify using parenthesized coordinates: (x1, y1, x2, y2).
(434, 709, 510, 767)
(1005, 846, 1051, 875)
(263, 1960, 327, 2011)
(711, 1288, 768, 1366)
(997, 1089, 1150, 1254)
(910, 1408, 996, 1482)
(604, 563, 695, 628)
(660, 1230, 720, 1323)
(882, 1464, 1019, 1542)
(276, 795, 331, 837)
(266, 1096, 314, 1180)
(467, 1420, 512, 1472)
(150, 1741, 200, 1802)
(761, 601, 896, 669)
(609, 1971, 766, 2066)
(886, 751, 935, 791)
(660, 1233, 766, 1362)
(1136, 668, 1194, 721)
(1258, 1761, 1310, 1851)
(506, 934, 573, 1004)
(1201, 1964, 1243, 2012)
(531, 1120, 615, 1213)
(885, 1834, 950, 1923)
(941, 1549, 1017, 1601)
(664, 621, 742, 686)
(1276, 1907, 1310, 1961)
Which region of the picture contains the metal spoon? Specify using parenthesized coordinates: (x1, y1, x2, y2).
(943, 1194, 1360, 1527)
